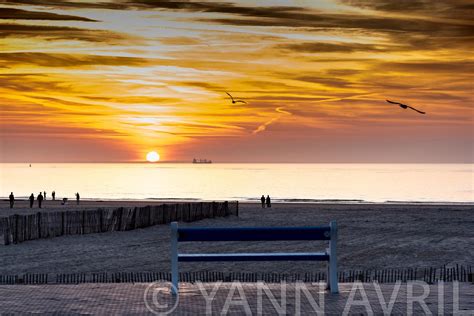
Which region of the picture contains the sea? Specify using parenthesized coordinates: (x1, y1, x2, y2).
(0, 163, 472, 203)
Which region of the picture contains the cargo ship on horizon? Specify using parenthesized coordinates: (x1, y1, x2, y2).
(192, 158, 212, 164)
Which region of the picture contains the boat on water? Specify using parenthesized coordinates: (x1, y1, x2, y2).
(193, 158, 212, 164)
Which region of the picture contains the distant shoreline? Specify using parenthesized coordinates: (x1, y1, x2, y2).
(2, 162, 473, 164)
(1, 198, 473, 207)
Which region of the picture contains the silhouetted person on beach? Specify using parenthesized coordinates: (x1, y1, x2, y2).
(76, 192, 80, 205)
(44, 191, 47, 200)
(52, 191, 55, 201)
(29, 193, 34, 208)
(37, 192, 43, 208)
(260, 195, 265, 208)
(266, 195, 271, 208)
(9, 192, 14, 208)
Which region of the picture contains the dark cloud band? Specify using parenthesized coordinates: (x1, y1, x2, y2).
(0, 8, 97, 21)
(0, 23, 137, 43)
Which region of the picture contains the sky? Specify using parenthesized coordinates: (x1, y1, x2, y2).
(0, 0, 472, 163)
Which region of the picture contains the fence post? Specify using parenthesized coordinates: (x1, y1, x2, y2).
(329, 220, 339, 293)
(171, 221, 179, 295)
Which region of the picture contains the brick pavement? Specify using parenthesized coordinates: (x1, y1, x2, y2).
(0, 282, 473, 315)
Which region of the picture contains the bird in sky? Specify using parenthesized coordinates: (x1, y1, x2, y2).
(225, 92, 246, 104)
(386, 100, 426, 114)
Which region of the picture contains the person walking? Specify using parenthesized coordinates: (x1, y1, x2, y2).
(44, 191, 47, 200)
(9, 192, 14, 208)
(260, 195, 265, 208)
(37, 192, 44, 208)
(29, 193, 34, 208)
(76, 192, 80, 205)
(266, 195, 271, 208)
(52, 191, 56, 201)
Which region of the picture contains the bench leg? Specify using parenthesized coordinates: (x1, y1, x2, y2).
(328, 221, 339, 294)
(326, 258, 330, 291)
(328, 251, 338, 293)
(171, 222, 179, 295)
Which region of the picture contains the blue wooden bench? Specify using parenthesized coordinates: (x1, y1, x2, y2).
(170, 221, 338, 294)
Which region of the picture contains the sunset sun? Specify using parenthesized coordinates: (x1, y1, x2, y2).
(146, 151, 160, 162)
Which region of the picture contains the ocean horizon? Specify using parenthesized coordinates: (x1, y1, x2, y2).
(1, 163, 472, 203)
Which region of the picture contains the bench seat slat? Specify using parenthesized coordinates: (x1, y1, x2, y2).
(177, 226, 331, 242)
(178, 252, 329, 262)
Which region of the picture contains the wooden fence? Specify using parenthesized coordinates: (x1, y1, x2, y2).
(0, 201, 238, 245)
(0, 265, 471, 285)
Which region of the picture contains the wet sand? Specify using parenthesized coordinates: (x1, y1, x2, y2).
(0, 201, 473, 275)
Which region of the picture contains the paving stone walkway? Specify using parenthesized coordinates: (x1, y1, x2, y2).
(0, 282, 473, 315)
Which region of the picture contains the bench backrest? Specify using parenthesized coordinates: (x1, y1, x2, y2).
(177, 226, 332, 242)
(170, 221, 338, 294)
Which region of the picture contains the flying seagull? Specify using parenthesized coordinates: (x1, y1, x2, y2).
(225, 92, 246, 104)
(386, 100, 426, 114)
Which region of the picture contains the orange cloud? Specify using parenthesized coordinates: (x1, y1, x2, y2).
(0, 0, 472, 162)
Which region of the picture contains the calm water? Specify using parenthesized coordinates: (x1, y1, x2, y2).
(0, 163, 472, 203)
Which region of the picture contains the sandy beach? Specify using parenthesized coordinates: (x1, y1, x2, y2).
(0, 201, 472, 275)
